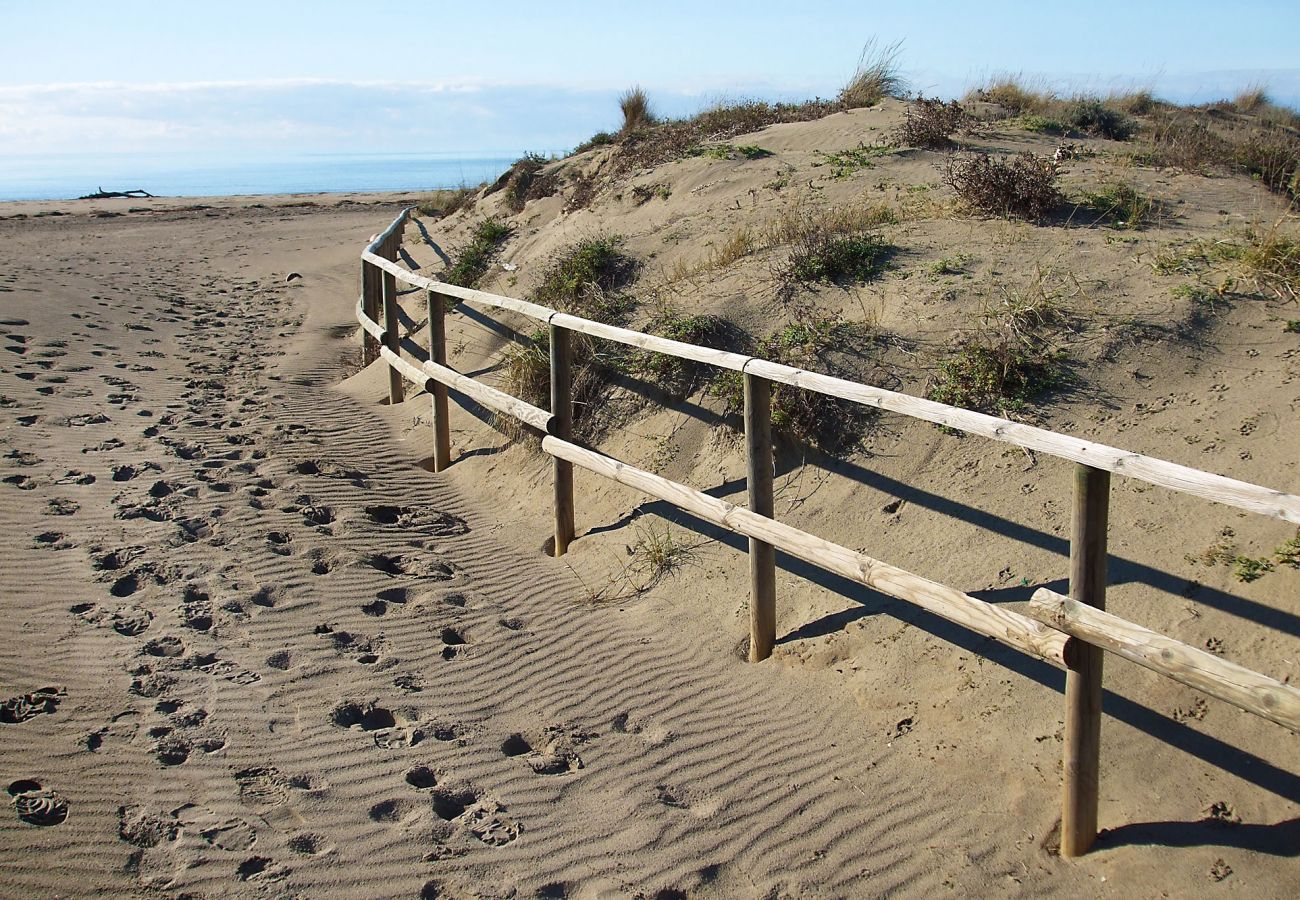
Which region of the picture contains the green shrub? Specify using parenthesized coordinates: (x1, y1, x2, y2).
(944, 152, 1063, 220)
(813, 144, 894, 179)
(443, 218, 512, 288)
(1078, 183, 1154, 229)
(1064, 98, 1137, 140)
(891, 97, 969, 149)
(574, 131, 617, 154)
(712, 315, 881, 451)
(785, 232, 892, 283)
(687, 143, 773, 161)
(632, 308, 736, 399)
(1017, 115, 1070, 135)
(928, 342, 1066, 415)
(532, 234, 638, 318)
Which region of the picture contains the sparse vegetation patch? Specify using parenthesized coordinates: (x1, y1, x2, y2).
(443, 219, 512, 288)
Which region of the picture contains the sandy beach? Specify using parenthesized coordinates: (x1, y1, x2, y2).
(1, 97, 1298, 899)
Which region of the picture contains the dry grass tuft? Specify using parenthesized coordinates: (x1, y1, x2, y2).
(619, 86, 656, 134)
(839, 38, 906, 109)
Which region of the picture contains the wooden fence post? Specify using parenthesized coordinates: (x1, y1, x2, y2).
(361, 260, 380, 365)
(550, 323, 575, 556)
(427, 290, 452, 471)
(1061, 464, 1110, 857)
(744, 371, 776, 662)
(381, 237, 403, 405)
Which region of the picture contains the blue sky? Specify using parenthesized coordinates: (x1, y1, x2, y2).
(2, 1, 1297, 158)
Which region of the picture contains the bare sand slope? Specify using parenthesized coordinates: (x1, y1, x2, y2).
(0, 201, 1293, 899)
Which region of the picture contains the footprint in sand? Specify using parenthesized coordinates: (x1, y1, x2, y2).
(0, 686, 66, 724)
(8, 779, 69, 827)
(429, 784, 521, 847)
(330, 700, 424, 748)
(500, 724, 588, 776)
(117, 805, 180, 847)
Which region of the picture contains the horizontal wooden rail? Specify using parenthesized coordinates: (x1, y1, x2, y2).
(357, 297, 552, 434)
(361, 211, 1300, 525)
(542, 435, 1071, 667)
(1029, 589, 1300, 733)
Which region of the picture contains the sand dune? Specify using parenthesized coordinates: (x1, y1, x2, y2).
(0, 176, 1296, 898)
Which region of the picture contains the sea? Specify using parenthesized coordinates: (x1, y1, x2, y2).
(0, 152, 520, 202)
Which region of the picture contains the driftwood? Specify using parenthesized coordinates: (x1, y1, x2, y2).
(78, 187, 155, 200)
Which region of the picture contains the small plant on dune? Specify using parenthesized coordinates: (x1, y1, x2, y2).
(532, 234, 638, 319)
(1134, 112, 1232, 174)
(928, 272, 1074, 417)
(784, 231, 892, 285)
(416, 186, 477, 219)
(891, 97, 970, 149)
(965, 77, 1051, 116)
(619, 86, 656, 134)
(633, 306, 736, 399)
(1233, 554, 1274, 583)
(1063, 97, 1137, 140)
(839, 37, 906, 109)
(1285, 320, 1300, 334)
(1275, 531, 1300, 568)
(712, 309, 884, 451)
(1232, 132, 1300, 202)
(1237, 221, 1300, 302)
(574, 131, 617, 154)
(687, 143, 773, 161)
(944, 152, 1063, 220)
(1078, 182, 1155, 229)
(1110, 89, 1159, 115)
(1017, 115, 1071, 135)
(443, 218, 512, 288)
(498, 237, 641, 442)
(813, 144, 895, 179)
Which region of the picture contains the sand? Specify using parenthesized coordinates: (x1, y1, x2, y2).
(0, 107, 1297, 899)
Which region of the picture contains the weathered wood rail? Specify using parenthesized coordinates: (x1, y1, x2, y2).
(358, 208, 1299, 858)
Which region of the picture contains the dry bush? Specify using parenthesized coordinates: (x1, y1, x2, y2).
(1238, 220, 1300, 302)
(839, 38, 906, 109)
(891, 97, 969, 149)
(944, 152, 1063, 220)
(761, 201, 897, 246)
(1137, 112, 1233, 173)
(619, 87, 656, 134)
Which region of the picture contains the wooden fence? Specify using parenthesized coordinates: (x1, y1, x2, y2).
(358, 208, 1299, 858)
